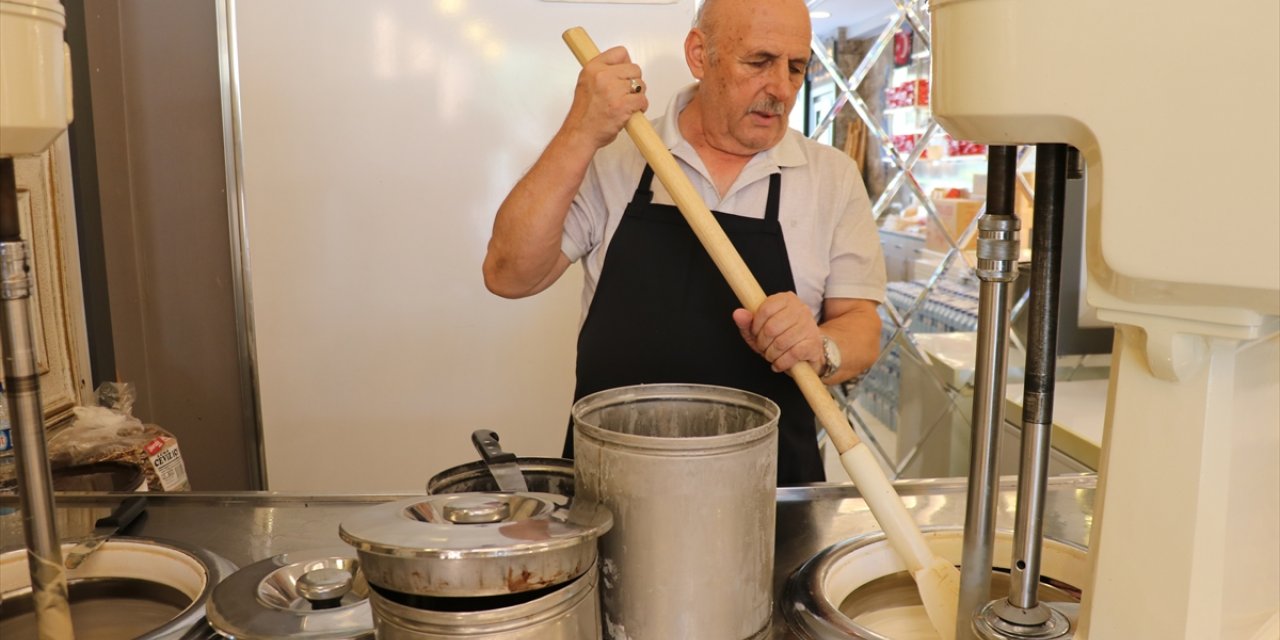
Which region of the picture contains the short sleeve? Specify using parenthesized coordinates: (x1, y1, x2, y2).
(824, 165, 887, 303)
(561, 160, 607, 263)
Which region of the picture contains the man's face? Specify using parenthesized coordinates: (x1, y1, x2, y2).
(690, 1, 812, 155)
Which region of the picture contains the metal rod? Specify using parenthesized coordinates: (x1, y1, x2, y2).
(0, 158, 75, 639)
(1005, 143, 1069, 621)
(956, 145, 1020, 639)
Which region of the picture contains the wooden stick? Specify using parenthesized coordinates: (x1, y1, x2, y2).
(562, 27, 859, 453)
(562, 28, 959, 639)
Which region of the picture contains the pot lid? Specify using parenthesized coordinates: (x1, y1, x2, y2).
(206, 548, 373, 640)
(339, 492, 611, 561)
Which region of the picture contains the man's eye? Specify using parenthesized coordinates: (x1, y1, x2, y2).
(749, 60, 769, 68)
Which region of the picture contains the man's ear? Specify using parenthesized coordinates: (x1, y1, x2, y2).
(685, 29, 706, 80)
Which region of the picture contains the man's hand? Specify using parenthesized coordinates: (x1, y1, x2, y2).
(562, 47, 649, 151)
(732, 292, 824, 374)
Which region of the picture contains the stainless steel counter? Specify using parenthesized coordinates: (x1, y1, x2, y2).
(0, 474, 1097, 638)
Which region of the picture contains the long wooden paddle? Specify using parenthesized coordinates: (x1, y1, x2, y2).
(563, 27, 960, 639)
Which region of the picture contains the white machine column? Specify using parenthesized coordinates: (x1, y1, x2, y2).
(1084, 318, 1279, 638)
(931, 0, 1280, 637)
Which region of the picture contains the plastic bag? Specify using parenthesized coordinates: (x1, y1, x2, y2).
(46, 382, 190, 491)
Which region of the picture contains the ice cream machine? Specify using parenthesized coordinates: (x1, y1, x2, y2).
(932, 0, 1280, 638)
(0, 0, 76, 637)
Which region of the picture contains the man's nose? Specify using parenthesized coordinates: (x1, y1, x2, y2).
(764, 62, 793, 99)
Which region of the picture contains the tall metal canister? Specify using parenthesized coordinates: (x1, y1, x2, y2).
(572, 384, 779, 640)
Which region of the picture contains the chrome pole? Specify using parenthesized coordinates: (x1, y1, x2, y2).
(979, 144, 1073, 639)
(956, 145, 1020, 640)
(0, 159, 74, 639)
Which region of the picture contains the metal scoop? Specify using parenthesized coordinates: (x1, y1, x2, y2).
(470, 429, 529, 492)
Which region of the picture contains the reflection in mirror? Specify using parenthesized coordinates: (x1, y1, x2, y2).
(803, 0, 1038, 479)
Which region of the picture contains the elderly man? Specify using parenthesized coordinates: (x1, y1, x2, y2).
(483, 0, 886, 485)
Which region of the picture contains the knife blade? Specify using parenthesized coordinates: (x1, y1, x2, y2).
(470, 429, 528, 492)
(64, 495, 147, 569)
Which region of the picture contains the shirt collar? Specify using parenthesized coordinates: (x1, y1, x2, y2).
(655, 83, 809, 173)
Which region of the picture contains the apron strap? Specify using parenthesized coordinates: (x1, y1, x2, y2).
(764, 172, 781, 222)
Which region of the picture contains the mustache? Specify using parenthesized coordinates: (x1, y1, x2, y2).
(747, 98, 786, 116)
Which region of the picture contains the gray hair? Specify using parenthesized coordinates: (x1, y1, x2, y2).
(692, 0, 719, 61)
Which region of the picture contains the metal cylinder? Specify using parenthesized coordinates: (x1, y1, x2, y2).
(572, 384, 779, 640)
(368, 562, 599, 639)
(957, 145, 1020, 640)
(1, 156, 73, 639)
(1005, 143, 1069, 620)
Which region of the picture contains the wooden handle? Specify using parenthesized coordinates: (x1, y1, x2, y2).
(562, 27, 860, 454)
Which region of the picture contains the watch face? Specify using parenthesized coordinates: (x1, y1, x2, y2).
(822, 336, 841, 377)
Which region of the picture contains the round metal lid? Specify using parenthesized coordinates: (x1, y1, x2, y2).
(338, 492, 611, 560)
(206, 548, 373, 640)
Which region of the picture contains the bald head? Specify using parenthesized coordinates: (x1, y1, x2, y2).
(693, 0, 811, 61)
(682, 0, 812, 156)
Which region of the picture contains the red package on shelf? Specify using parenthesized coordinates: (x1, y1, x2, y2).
(914, 78, 930, 107)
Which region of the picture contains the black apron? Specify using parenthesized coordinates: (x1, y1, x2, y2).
(563, 164, 825, 485)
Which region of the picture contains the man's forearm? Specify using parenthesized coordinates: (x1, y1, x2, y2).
(483, 130, 596, 298)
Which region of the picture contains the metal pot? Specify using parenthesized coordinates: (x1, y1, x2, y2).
(427, 457, 574, 498)
(0, 537, 236, 639)
(340, 492, 611, 639)
(572, 383, 780, 640)
(368, 561, 600, 639)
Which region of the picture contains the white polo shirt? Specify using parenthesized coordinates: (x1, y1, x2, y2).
(561, 83, 886, 325)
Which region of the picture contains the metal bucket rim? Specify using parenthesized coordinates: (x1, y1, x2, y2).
(426, 457, 573, 495)
(572, 383, 780, 453)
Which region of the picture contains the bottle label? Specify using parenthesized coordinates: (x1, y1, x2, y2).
(144, 436, 190, 491)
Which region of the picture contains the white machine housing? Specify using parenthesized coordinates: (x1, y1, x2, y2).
(0, 0, 72, 157)
(932, 0, 1279, 638)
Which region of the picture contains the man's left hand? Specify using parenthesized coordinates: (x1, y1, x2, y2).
(732, 292, 823, 374)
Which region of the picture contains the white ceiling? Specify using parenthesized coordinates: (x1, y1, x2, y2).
(807, 0, 899, 41)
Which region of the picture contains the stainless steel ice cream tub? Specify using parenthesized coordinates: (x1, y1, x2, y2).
(339, 492, 611, 639)
(572, 383, 780, 640)
(0, 537, 236, 639)
(368, 561, 600, 639)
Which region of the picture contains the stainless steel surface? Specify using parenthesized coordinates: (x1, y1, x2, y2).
(428, 457, 574, 498)
(977, 600, 1071, 639)
(961, 145, 1022, 640)
(213, 0, 267, 491)
(297, 568, 354, 606)
(64, 496, 147, 569)
(573, 384, 779, 640)
(339, 493, 611, 597)
(206, 547, 372, 639)
(369, 561, 600, 640)
(0, 237, 72, 637)
(0, 537, 237, 640)
(1004, 417, 1053, 625)
(0, 476, 1097, 638)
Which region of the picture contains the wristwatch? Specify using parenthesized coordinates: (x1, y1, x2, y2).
(819, 335, 841, 379)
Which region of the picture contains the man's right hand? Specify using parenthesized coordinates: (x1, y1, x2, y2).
(561, 47, 649, 151)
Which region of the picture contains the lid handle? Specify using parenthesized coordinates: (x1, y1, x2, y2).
(443, 498, 511, 524)
(297, 567, 353, 610)
(471, 429, 516, 464)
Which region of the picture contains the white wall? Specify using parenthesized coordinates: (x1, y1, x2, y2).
(231, 0, 696, 490)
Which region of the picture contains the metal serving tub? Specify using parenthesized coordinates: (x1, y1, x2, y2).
(340, 492, 611, 639)
(573, 383, 780, 640)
